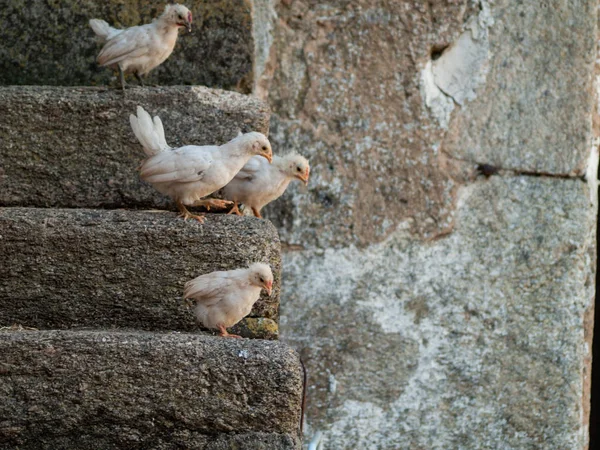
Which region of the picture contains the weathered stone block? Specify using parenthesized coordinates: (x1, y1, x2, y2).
(0, 208, 281, 338)
(0, 86, 270, 209)
(255, 0, 597, 249)
(0, 0, 254, 92)
(282, 176, 596, 449)
(256, 0, 479, 247)
(0, 330, 303, 449)
(442, 0, 597, 174)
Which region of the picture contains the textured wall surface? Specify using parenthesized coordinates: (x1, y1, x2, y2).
(0, 86, 270, 209)
(252, 0, 598, 448)
(0, 0, 254, 92)
(0, 330, 303, 449)
(0, 208, 280, 338)
(284, 177, 596, 449)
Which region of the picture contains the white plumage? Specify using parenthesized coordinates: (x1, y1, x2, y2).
(89, 4, 192, 89)
(184, 263, 274, 338)
(222, 153, 310, 218)
(129, 106, 273, 222)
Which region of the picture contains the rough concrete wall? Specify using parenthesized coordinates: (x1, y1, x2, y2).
(0, 0, 254, 92)
(253, 0, 598, 448)
(0, 330, 303, 449)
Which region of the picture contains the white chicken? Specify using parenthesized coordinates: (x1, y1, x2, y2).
(129, 106, 272, 222)
(183, 263, 274, 338)
(89, 4, 192, 89)
(222, 153, 310, 218)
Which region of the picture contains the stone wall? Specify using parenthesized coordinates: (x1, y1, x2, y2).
(0, 209, 281, 339)
(253, 0, 599, 448)
(0, 330, 303, 449)
(0, 0, 254, 91)
(0, 86, 269, 209)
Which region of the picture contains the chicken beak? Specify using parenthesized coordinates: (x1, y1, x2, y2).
(187, 23, 192, 33)
(264, 152, 273, 164)
(265, 280, 273, 296)
(297, 169, 309, 186)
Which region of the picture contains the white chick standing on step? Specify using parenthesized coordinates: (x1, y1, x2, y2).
(129, 106, 273, 223)
(184, 263, 273, 338)
(89, 4, 192, 90)
(222, 153, 310, 218)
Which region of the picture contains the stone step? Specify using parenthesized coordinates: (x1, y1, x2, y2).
(0, 0, 254, 92)
(0, 329, 302, 449)
(0, 85, 270, 209)
(0, 208, 280, 339)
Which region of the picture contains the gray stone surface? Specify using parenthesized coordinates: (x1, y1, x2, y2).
(254, 0, 597, 248)
(250, 0, 598, 448)
(0, 208, 281, 338)
(255, 0, 480, 247)
(0, 0, 254, 92)
(442, 0, 597, 175)
(0, 86, 270, 209)
(0, 330, 302, 449)
(282, 176, 596, 449)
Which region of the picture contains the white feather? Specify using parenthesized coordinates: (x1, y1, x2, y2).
(184, 263, 273, 330)
(129, 106, 273, 206)
(222, 153, 310, 215)
(90, 4, 192, 77)
(129, 106, 171, 156)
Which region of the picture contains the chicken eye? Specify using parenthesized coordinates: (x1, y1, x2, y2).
(261, 146, 267, 151)
(297, 167, 302, 171)
(259, 277, 265, 282)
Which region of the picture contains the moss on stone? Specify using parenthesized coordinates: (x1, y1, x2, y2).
(232, 318, 279, 340)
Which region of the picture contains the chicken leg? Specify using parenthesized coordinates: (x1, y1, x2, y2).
(177, 200, 205, 223)
(119, 65, 126, 91)
(218, 324, 242, 338)
(134, 72, 145, 87)
(193, 198, 233, 211)
(228, 202, 242, 216)
(251, 207, 263, 219)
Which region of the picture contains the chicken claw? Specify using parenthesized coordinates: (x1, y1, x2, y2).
(177, 201, 205, 223)
(194, 198, 233, 211)
(228, 202, 243, 216)
(218, 325, 242, 338)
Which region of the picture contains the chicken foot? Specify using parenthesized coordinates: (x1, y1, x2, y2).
(251, 207, 263, 219)
(134, 72, 145, 87)
(193, 198, 233, 211)
(176, 200, 205, 223)
(218, 325, 242, 338)
(227, 202, 242, 216)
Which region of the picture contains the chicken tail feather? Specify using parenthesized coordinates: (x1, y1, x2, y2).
(130, 106, 171, 156)
(89, 19, 118, 41)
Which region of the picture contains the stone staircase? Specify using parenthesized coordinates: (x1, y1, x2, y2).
(0, 3, 303, 449)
